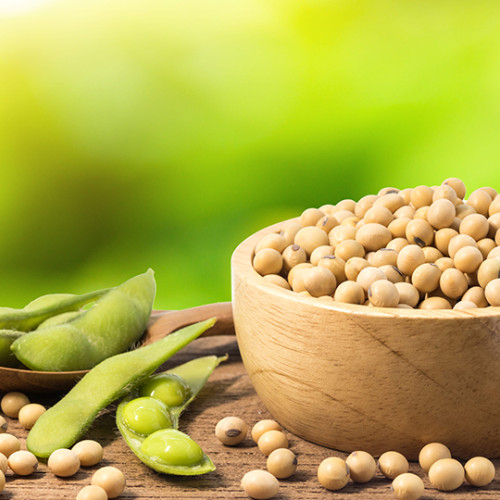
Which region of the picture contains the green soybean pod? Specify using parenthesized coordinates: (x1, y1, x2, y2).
(12, 270, 156, 371)
(26, 318, 216, 458)
(116, 355, 226, 475)
(0, 289, 110, 332)
(0, 330, 24, 367)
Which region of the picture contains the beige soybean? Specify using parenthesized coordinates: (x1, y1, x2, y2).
(287, 263, 313, 287)
(355, 194, 378, 218)
(257, 430, 289, 456)
(373, 193, 405, 213)
(368, 280, 399, 308)
(427, 198, 456, 229)
(344, 257, 369, 281)
(394, 205, 415, 219)
(253, 248, 283, 276)
(334, 281, 365, 305)
(266, 448, 297, 479)
(434, 257, 455, 272)
(0, 452, 7, 474)
(329, 225, 357, 247)
(422, 246, 443, 263)
(462, 286, 488, 307)
(48, 448, 80, 477)
(299, 208, 324, 227)
(489, 194, 500, 215)
(303, 266, 337, 297)
(255, 233, 287, 254)
(0, 433, 20, 457)
(392, 473, 425, 500)
(364, 205, 394, 226)
(467, 189, 492, 216)
(378, 451, 409, 479)
(345, 450, 377, 483)
(282, 244, 307, 272)
(18, 403, 46, 430)
(419, 296, 452, 309)
(262, 274, 291, 290)
(388, 217, 411, 239)
(8, 450, 38, 476)
(454, 300, 478, 310)
(477, 238, 496, 259)
(357, 267, 386, 292)
(317, 456, 350, 491)
(454, 246, 483, 274)
(1, 392, 30, 419)
(488, 246, 500, 259)
(485, 278, 500, 306)
(379, 265, 405, 284)
(418, 442, 451, 472)
(397, 245, 425, 276)
(435, 228, 458, 255)
(335, 239, 365, 261)
(448, 234, 477, 259)
(76, 485, 108, 500)
(456, 203, 476, 220)
(251, 420, 282, 443)
(387, 237, 409, 253)
(290, 266, 311, 293)
(406, 219, 434, 247)
(71, 440, 104, 467)
(241, 469, 279, 499)
(395, 282, 420, 308)
(310, 245, 334, 265)
(464, 456, 495, 487)
(460, 214, 489, 241)
(413, 206, 429, 220)
(316, 215, 338, 234)
(91, 466, 126, 499)
(371, 248, 398, 267)
(433, 184, 459, 205)
(355, 223, 392, 251)
(215, 416, 248, 446)
(440, 268, 468, 299)
(412, 263, 441, 293)
(294, 226, 329, 256)
(318, 255, 347, 283)
(411, 185, 434, 209)
(428, 458, 464, 491)
(337, 199, 357, 212)
(280, 221, 302, 246)
(443, 177, 466, 199)
(477, 258, 500, 288)
(334, 210, 355, 223)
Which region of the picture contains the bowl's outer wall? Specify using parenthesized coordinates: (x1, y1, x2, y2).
(231, 221, 500, 460)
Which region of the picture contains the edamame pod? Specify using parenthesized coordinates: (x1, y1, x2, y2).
(0, 330, 24, 367)
(12, 270, 156, 371)
(27, 317, 216, 458)
(116, 355, 226, 475)
(0, 288, 109, 332)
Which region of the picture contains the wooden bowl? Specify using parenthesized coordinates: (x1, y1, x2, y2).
(231, 220, 500, 460)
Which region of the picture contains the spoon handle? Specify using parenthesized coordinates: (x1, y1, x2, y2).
(146, 302, 234, 344)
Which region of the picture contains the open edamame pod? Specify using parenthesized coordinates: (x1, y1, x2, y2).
(26, 317, 216, 458)
(116, 355, 226, 475)
(11, 270, 156, 371)
(0, 288, 109, 332)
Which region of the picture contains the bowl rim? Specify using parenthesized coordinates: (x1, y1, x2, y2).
(231, 218, 500, 320)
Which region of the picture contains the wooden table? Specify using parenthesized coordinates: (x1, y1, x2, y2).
(3, 334, 500, 499)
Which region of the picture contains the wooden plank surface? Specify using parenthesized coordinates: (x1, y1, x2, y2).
(3, 334, 500, 499)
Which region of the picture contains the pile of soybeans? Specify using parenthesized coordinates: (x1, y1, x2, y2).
(252, 178, 500, 309)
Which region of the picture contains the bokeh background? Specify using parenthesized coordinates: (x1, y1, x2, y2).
(1, 0, 499, 309)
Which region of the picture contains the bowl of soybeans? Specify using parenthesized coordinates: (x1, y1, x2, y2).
(231, 178, 500, 460)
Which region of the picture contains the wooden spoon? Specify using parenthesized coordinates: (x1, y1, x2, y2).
(0, 302, 234, 394)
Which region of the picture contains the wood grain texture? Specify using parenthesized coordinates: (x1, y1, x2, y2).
(231, 220, 500, 460)
(3, 335, 500, 499)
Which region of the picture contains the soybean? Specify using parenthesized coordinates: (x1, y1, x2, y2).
(241, 469, 280, 499)
(464, 456, 495, 487)
(317, 456, 350, 491)
(428, 458, 464, 491)
(216, 416, 248, 446)
(345, 450, 377, 483)
(91, 466, 126, 498)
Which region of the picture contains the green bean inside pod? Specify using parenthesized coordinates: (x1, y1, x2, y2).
(11, 270, 156, 371)
(116, 355, 226, 475)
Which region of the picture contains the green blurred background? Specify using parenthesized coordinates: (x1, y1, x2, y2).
(0, 0, 499, 309)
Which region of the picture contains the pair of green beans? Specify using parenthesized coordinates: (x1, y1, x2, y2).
(0, 269, 156, 371)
